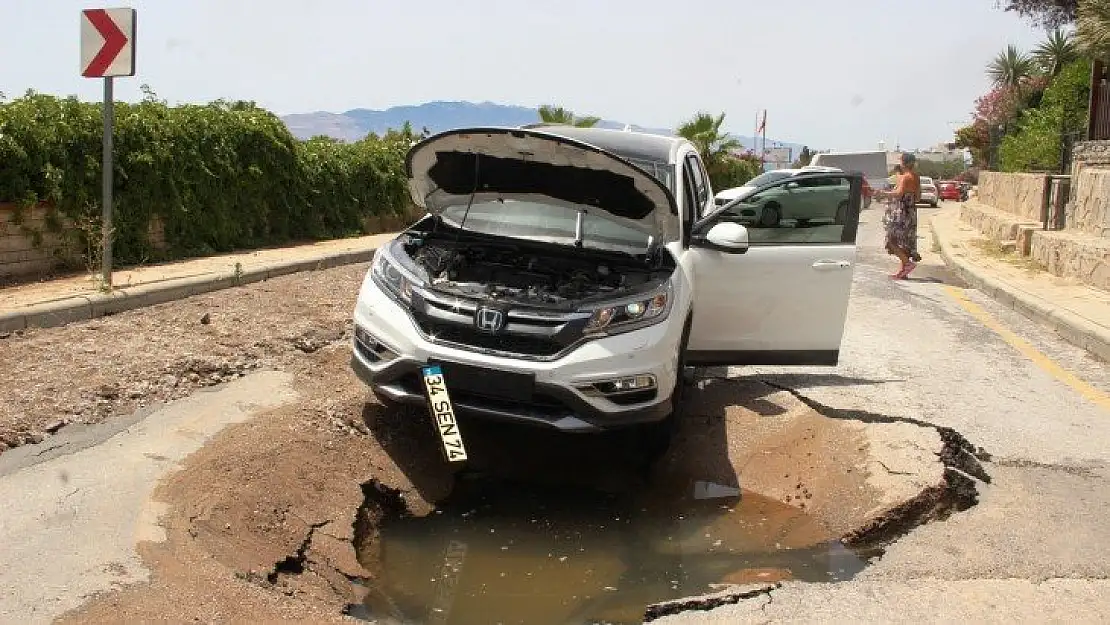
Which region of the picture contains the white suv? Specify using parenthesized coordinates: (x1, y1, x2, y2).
(351, 126, 863, 463)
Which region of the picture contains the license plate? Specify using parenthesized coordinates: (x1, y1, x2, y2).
(421, 365, 468, 463)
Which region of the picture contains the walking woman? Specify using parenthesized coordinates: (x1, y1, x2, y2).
(874, 153, 921, 279)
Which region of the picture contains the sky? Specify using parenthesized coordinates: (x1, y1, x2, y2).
(2, 0, 1048, 151)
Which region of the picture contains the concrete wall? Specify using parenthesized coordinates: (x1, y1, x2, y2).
(977, 171, 1047, 222)
(0, 204, 80, 282)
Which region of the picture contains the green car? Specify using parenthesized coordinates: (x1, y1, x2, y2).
(715, 172, 852, 228)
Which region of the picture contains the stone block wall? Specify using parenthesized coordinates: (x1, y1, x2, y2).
(977, 171, 1047, 222)
(1, 202, 420, 283)
(1068, 167, 1110, 237)
(0, 204, 80, 283)
(1029, 230, 1110, 291)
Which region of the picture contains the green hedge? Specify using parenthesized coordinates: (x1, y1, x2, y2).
(0, 91, 413, 264)
(999, 59, 1090, 173)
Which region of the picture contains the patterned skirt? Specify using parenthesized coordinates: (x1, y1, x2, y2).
(882, 194, 918, 256)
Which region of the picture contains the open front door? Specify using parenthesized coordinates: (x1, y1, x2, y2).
(685, 172, 863, 366)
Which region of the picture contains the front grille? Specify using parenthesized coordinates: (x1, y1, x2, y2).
(417, 320, 564, 356)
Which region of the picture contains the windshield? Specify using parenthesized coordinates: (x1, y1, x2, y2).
(439, 199, 651, 253)
(743, 171, 795, 188)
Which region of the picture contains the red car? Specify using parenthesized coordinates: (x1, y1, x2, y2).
(937, 180, 962, 201)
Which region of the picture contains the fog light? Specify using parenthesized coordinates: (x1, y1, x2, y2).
(592, 374, 657, 395)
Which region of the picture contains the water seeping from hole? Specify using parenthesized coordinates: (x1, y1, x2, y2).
(348, 476, 868, 625)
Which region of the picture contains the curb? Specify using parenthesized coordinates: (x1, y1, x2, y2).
(929, 215, 1110, 363)
(0, 248, 378, 334)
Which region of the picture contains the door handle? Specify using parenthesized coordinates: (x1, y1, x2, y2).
(812, 260, 852, 270)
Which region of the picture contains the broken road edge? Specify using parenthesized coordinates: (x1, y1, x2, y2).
(0, 248, 379, 335)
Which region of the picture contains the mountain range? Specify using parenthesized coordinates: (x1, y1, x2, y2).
(280, 100, 805, 157)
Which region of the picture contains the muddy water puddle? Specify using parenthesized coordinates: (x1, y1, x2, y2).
(350, 477, 867, 625)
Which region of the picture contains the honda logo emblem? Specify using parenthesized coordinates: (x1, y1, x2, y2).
(474, 307, 506, 333)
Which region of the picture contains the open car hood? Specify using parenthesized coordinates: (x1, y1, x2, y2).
(404, 127, 680, 242)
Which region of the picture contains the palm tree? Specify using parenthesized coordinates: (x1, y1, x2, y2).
(987, 45, 1037, 88)
(1034, 28, 1078, 75)
(675, 112, 743, 163)
(1076, 0, 1110, 61)
(537, 105, 600, 128)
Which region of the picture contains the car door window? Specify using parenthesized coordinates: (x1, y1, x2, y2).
(681, 158, 701, 222)
(713, 173, 861, 245)
(687, 154, 710, 207)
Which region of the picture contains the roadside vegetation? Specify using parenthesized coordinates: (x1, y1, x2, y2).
(0, 88, 416, 267)
(957, 0, 1109, 174)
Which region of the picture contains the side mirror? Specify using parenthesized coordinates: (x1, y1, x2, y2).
(702, 222, 749, 253)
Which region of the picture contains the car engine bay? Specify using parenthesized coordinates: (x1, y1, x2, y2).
(400, 233, 672, 307)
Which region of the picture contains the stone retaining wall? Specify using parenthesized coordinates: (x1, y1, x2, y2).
(1067, 164, 1110, 238)
(1, 202, 423, 284)
(0, 204, 81, 282)
(977, 171, 1047, 222)
(1029, 229, 1110, 291)
(959, 202, 1039, 243)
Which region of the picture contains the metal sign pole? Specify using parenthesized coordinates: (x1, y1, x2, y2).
(101, 76, 114, 288)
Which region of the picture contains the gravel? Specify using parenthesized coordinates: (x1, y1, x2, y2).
(0, 263, 369, 454)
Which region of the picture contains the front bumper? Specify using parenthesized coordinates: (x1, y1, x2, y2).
(350, 273, 679, 433)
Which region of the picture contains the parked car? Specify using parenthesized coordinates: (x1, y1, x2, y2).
(715, 173, 852, 227)
(715, 167, 855, 222)
(937, 180, 962, 202)
(350, 126, 864, 463)
(918, 176, 939, 207)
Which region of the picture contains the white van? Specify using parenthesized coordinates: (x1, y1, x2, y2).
(808, 151, 890, 207)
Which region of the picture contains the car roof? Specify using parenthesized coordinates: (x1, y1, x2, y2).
(520, 124, 687, 164)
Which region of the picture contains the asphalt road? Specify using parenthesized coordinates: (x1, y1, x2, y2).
(662, 204, 1110, 623)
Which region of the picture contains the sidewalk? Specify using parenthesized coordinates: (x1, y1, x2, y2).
(0, 233, 396, 334)
(930, 205, 1110, 362)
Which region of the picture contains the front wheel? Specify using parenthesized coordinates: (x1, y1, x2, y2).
(759, 203, 782, 227)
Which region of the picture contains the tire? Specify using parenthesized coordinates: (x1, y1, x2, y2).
(759, 203, 781, 227)
(835, 200, 849, 224)
(931, 201, 938, 208)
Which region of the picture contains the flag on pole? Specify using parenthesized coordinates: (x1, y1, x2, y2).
(757, 110, 766, 134)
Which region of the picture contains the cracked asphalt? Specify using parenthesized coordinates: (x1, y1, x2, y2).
(658, 207, 1110, 623)
(1, 204, 1108, 624)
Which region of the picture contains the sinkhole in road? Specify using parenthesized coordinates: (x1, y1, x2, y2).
(347, 476, 869, 625)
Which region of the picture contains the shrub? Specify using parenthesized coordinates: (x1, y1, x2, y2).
(0, 91, 413, 265)
(999, 59, 1091, 173)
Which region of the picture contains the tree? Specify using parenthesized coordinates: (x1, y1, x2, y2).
(675, 112, 743, 165)
(915, 158, 968, 180)
(996, 0, 1078, 28)
(537, 104, 600, 128)
(1076, 0, 1110, 60)
(988, 45, 1037, 88)
(999, 58, 1091, 172)
(1034, 28, 1079, 75)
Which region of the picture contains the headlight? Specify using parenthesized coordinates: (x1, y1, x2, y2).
(370, 249, 416, 304)
(583, 282, 673, 335)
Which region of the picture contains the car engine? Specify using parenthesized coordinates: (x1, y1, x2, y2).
(401, 236, 668, 306)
